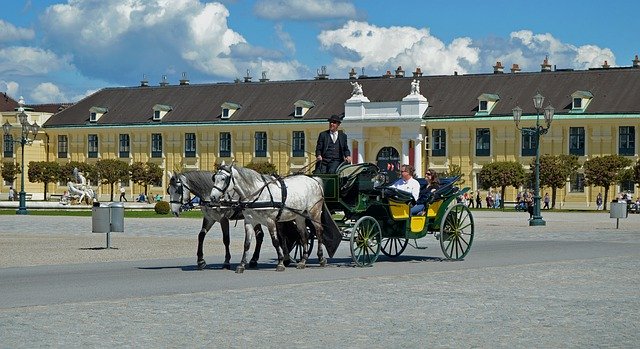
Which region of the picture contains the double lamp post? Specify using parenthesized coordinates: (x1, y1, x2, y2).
(3, 103, 40, 215)
(512, 92, 554, 226)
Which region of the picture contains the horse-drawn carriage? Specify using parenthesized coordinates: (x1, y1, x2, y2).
(168, 162, 474, 272)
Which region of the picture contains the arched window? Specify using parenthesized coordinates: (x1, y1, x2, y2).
(376, 147, 400, 182)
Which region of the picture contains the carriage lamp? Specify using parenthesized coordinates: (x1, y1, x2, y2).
(513, 92, 554, 226)
(3, 97, 40, 215)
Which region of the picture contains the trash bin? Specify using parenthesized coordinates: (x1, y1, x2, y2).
(92, 202, 111, 233)
(610, 201, 628, 219)
(109, 202, 125, 232)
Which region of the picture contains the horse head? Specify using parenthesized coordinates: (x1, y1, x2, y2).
(167, 171, 190, 217)
(210, 164, 235, 203)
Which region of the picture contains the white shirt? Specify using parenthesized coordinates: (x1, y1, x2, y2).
(391, 177, 420, 201)
(330, 131, 338, 143)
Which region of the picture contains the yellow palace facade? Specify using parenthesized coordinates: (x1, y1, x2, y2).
(3, 59, 640, 207)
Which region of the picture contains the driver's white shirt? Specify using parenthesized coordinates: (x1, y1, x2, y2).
(390, 177, 420, 201)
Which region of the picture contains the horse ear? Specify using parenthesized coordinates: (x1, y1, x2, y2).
(167, 171, 173, 180)
(220, 160, 226, 166)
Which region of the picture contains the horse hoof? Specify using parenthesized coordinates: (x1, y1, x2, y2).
(319, 258, 327, 267)
(276, 265, 286, 272)
(222, 263, 231, 270)
(197, 260, 207, 270)
(296, 262, 306, 270)
(235, 266, 245, 274)
(249, 260, 258, 268)
(283, 258, 292, 267)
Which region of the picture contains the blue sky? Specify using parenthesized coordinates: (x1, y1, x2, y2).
(0, 0, 636, 104)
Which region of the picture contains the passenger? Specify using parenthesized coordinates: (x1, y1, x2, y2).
(314, 114, 352, 174)
(390, 164, 421, 215)
(415, 170, 441, 215)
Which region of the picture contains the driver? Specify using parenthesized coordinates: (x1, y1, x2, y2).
(390, 164, 421, 215)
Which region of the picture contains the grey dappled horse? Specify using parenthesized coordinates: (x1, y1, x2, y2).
(167, 171, 265, 270)
(210, 164, 326, 273)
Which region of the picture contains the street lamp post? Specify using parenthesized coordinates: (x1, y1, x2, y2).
(512, 92, 554, 226)
(3, 97, 40, 215)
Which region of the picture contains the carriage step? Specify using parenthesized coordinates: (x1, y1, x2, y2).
(408, 239, 428, 250)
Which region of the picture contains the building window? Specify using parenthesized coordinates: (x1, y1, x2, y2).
(292, 131, 305, 157)
(222, 108, 230, 118)
(119, 134, 130, 158)
(570, 173, 585, 192)
(255, 131, 267, 157)
(3, 134, 14, 158)
(569, 127, 585, 156)
(432, 129, 446, 157)
(185, 133, 196, 158)
(475, 128, 490, 156)
(295, 106, 303, 117)
(90, 112, 97, 122)
(521, 129, 536, 157)
(151, 133, 162, 158)
(219, 132, 231, 157)
(621, 179, 635, 193)
(573, 98, 582, 109)
(479, 100, 488, 111)
(88, 134, 99, 158)
(153, 110, 161, 120)
(619, 126, 635, 156)
(57, 135, 68, 158)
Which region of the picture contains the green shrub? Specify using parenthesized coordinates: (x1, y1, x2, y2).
(245, 161, 277, 175)
(154, 200, 170, 215)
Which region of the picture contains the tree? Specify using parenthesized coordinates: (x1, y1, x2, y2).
(27, 161, 61, 200)
(583, 155, 632, 210)
(246, 161, 278, 175)
(634, 159, 640, 188)
(478, 161, 526, 208)
(130, 162, 163, 196)
(443, 163, 465, 185)
(60, 161, 96, 185)
(94, 159, 131, 201)
(532, 154, 580, 209)
(1, 161, 20, 185)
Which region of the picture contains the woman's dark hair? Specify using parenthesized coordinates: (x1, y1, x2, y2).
(426, 170, 440, 186)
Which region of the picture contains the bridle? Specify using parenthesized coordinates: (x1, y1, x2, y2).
(211, 166, 234, 200)
(168, 175, 194, 207)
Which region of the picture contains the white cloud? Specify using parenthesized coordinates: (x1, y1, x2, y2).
(0, 80, 20, 99)
(30, 82, 67, 104)
(0, 46, 73, 76)
(0, 20, 35, 42)
(254, 0, 357, 21)
(318, 21, 479, 75)
(275, 24, 296, 54)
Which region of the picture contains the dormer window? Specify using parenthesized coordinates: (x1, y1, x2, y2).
(570, 91, 592, 113)
(293, 100, 315, 118)
(152, 104, 172, 121)
(475, 94, 499, 116)
(89, 106, 108, 122)
(221, 102, 241, 119)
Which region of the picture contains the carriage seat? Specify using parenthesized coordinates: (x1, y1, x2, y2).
(337, 163, 379, 197)
(417, 175, 461, 205)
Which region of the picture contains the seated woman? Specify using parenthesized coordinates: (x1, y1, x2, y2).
(414, 170, 441, 215)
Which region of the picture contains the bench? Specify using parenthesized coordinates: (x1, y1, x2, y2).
(49, 194, 64, 201)
(24, 193, 33, 200)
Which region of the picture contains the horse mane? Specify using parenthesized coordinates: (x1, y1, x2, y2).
(180, 171, 216, 199)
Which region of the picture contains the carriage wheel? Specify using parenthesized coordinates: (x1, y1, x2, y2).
(439, 204, 474, 260)
(380, 237, 408, 257)
(289, 236, 314, 262)
(350, 216, 381, 267)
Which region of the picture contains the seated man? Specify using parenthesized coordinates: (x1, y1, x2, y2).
(136, 193, 146, 202)
(390, 164, 421, 215)
(415, 170, 441, 214)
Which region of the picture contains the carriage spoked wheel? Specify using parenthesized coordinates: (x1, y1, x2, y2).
(350, 216, 381, 267)
(380, 237, 408, 257)
(288, 233, 315, 263)
(439, 203, 474, 260)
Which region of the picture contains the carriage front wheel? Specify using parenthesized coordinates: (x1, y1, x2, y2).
(439, 204, 474, 260)
(380, 237, 408, 257)
(350, 216, 381, 267)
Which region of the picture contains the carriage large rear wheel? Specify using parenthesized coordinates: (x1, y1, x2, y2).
(350, 216, 381, 267)
(439, 204, 474, 260)
(380, 237, 408, 257)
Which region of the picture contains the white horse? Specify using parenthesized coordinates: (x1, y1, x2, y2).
(210, 164, 326, 273)
(167, 171, 267, 270)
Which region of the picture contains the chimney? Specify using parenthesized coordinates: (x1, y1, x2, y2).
(510, 63, 521, 73)
(633, 55, 640, 68)
(493, 61, 504, 74)
(140, 74, 149, 87)
(540, 55, 552, 72)
(315, 66, 329, 80)
(395, 66, 405, 78)
(602, 60, 610, 69)
(358, 67, 367, 79)
(244, 69, 252, 83)
(383, 70, 393, 78)
(412, 67, 423, 77)
(179, 72, 190, 85)
(159, 75, 169, 86)
(348, 68, 357, 79)
(259, 71, 269, 83)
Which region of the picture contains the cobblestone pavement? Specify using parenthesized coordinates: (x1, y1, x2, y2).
(1, 210, 639, 348)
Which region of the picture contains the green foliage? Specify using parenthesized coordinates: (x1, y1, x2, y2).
(1, 161, 20, 183)
(245, 161, 278, 175)
(60, 162, 95, 184)
(583, 155, 632, 210)
(478, 161, 526, 207)
(443, 163, 465, 185)
(94, 159, 131, 201)
(531, 154, 580, 208)
(635, 159, 640, 187)
(154, 200, 170, 215)
(130, 162, 163, 195)
(27, 161, 61, 200)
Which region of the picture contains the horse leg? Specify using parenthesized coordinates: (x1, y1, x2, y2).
(313, 210, 326, 267)
(249, 225, 264, 268)
(294, 217, 309, 269)
(266, 222, 286, 271)
(196, 216, 216, 270)
(220, 218, 231, 270)
(235, 222, 254, 274)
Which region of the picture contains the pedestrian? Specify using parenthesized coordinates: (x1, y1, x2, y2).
(543, 192, 550, 209)
(119, 185, 127, 202)
(596, 192, 603, 210)
(524, 192, 534, 220)
(475, 190, 482, 208)
(8, 186, 15, 201)
(314, 114, 351, 174)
